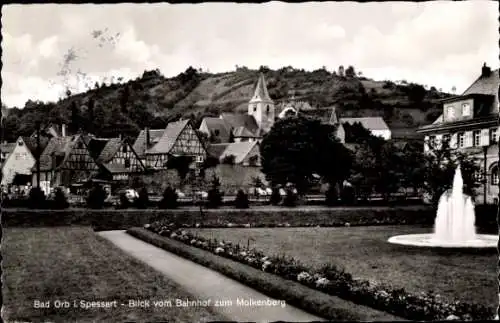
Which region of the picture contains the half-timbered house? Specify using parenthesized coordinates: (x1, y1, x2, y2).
(32, 134, 101, 193)
(94, 137, 146, 182)
(141, 119, 207, 170)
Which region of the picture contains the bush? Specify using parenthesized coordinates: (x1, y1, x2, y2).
(134, 187, 149, 209)
(28, 187, 46, 209)
(283, 187, 297, 207)
(269, 187, 282, 205)
(234, 189, 249, 209)
(341, 186, 356, 205)
(159, 186, 178, 209)
(118, 192, 130, 209)
(86, 185, 107, 209)
(325, 185, 338, 206)
(52, 187, 69, 209)
(207, 188, 223, 208)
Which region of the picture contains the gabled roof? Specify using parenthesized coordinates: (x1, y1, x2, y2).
(207, 143, 230, 159)
(220, 113, 259, 135)
(201, 117, 231, 141)
(249, 73, 273, 103)
(20, 136, 49, 156)
(219, 141, 259, 164)
(462, 68, 499, 96)
(147, 119, 191, 154)
(36, 136, 75, 171)
(233, 126, 258, 138)
(96, 138, 122, 163)
(132, 129, 164, 156)
(340, 117, 390, 131)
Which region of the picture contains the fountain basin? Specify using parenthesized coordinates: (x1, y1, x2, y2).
(388, 234, 498, 249)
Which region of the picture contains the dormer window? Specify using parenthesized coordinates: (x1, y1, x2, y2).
(462, 103, 471, 116)
(447, 106, 455, 119)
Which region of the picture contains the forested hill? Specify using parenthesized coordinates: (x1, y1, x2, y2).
(1, 65, 452, 142)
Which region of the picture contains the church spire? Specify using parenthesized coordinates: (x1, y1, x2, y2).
(329, 106, 339, 125)
(250, 73, 272, 103)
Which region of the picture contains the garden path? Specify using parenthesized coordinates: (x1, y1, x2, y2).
(98, 230, 325, 322)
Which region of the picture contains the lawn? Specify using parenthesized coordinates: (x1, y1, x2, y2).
(189, 225, 498, 311)
(2, 226, 227, 322)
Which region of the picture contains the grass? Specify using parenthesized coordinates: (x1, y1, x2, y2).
(127, 227, 404, 321)
(2, 226, 227, 322)
(188, 225, 498, 311)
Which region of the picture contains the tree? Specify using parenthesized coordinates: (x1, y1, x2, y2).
(418, 139, 480, 206)
(260, 116, 352, 194)
(345, 65, 356, 78)
(222, 154, 235, 165)
(166, 155, 194, 184)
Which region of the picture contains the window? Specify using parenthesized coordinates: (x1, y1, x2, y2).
(473, 130, 480, 147)
(124, 158, 130, 168)
(490, 128, 498, 144)
(253, 105, 257, 112)
(443, 134, 451, 145)
(447, 106, 455, 119)
(266, 105, 270, 115)
(122, 145, 128, 153)
(457, 132, 464, 148)
(428, 135, 436, 148)
(491, 165, 499, 185)
(461, 103, 471, 116)
(196, 155, 204, 163)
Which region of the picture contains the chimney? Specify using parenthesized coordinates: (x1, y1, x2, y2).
(119, 133, 122, 140)
(145, 127, 150, 147)
(62, 124, 66, 137)
(481, 62, 491, 77)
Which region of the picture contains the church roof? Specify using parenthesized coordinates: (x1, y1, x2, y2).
(146, 119, 191, 154)
(249, 73, 273, 103)
(201, 117, 232, 142)
(340, 117, 390, 131)
(220, 113, 259, 135)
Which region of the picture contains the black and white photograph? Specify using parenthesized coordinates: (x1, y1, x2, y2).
(1, 1, 499, 322)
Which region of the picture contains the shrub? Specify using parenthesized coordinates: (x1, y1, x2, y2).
(118, 192, 130, 209)
(28, 187, 46, 209)
(52, 187, 69, 209)
(341, 185, 356, 205)
(206, 175, 223, 208)
(234, 189, 249, 209)
(325, 185, 338, 206)
(269, 187, 281, 205)
(134, 187, 149, 209)
(159, 186, 178, 209)
(86, 185, 107, 209)
(283, 187, 297, 207)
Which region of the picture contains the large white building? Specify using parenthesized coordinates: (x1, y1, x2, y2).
(417, 63, 499, 204)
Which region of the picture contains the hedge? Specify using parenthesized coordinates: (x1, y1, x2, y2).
(126, 227, 402, 321)
(134, 224, 495, 321)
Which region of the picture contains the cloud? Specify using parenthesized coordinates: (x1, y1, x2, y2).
(0, 2, 497, 108)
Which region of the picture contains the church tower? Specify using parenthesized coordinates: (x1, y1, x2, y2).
(248, 73, 275, 134)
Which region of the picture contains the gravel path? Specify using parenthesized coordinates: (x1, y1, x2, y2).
(98, 230, 324, 322)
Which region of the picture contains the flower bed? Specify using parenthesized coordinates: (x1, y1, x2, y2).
(141, 220, 494, 321)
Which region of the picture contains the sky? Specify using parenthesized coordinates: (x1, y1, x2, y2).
(1, 1, 498, 109)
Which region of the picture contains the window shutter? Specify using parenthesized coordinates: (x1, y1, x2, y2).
(450, 133, 457, 149)
(480, 129, 489, 146)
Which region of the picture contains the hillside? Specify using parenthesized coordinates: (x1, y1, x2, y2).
(1, 66, 451, 142)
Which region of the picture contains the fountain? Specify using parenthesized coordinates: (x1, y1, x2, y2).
(388, 166, 498, 248)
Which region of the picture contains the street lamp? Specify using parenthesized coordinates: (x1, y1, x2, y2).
(482, 145, 487, 205)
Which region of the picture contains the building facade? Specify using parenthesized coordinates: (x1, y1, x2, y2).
(417, 64, 499, 204)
